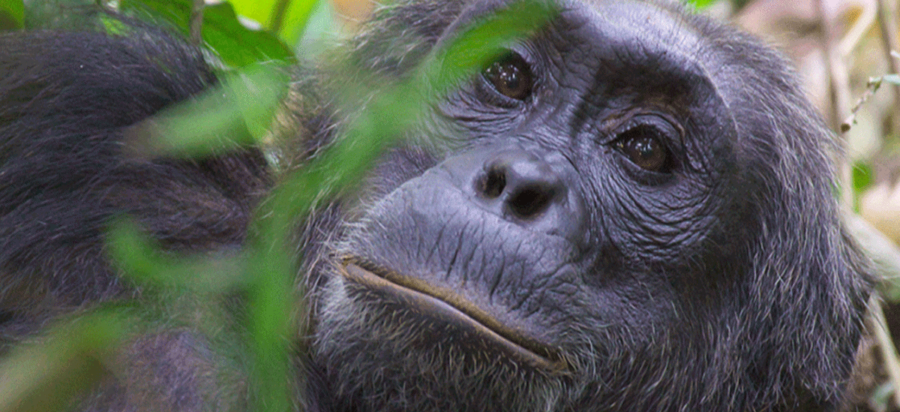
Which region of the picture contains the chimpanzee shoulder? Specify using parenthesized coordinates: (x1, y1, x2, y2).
(0, 30, 267, 334)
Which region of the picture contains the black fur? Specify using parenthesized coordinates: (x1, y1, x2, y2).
(0, 30, 267, 290)
(0, 1, 874, 411)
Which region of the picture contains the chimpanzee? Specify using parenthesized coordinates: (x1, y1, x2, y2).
(0, 0, 875, 411)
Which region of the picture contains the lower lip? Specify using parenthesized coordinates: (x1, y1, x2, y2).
(338, 263, 568, 373)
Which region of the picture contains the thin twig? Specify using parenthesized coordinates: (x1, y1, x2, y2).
(842, 77, 884, 132)
(877, 0, 900, 136)
(190, 0, 204, 46)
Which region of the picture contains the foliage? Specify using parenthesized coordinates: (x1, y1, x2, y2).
(0, 0, 559, 411)
(0, 0, 24, 30)
(686, 0, 719, 9)
(120, 0, 294, 67)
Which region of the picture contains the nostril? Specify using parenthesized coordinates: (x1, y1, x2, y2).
(470, 149, 568, 221)
(479, 166, 507, 199)
(443, 146, 584, 238)
(507, 184, 554, 219)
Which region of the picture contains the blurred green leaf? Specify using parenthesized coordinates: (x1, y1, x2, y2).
(99, 14, 129, 35)
(107, 218, 249, 292)
(852, 161, 874, 193)
(106, 218, 161, 280)
(202, 2, 295, 67)
(685, 0, 719, 9)
(120, 0, 294, 67)
(229, 0, 323, 47)
(0, 0, 24, 30)
(229, 0, 278, 28)
(292, 0, 336, 56)
(244, 2, 562, 411)
(274, 0, 319, 46)
(120, 0, 191, 33)
(23, 0, 95, 29)
(850, 161, 874, 213)
(125, 63, 288, 158)
(0, 310, 133, 412)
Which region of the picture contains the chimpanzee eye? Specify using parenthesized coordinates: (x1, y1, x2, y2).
(614, 125, 672, 173)
(483, 52, 533, 101)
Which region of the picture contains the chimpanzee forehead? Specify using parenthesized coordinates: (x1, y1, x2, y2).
(448, 0, 710, 81)
(558, 0, 707, 64)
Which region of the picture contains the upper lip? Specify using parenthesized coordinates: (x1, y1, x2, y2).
(338, 259, 570, 374)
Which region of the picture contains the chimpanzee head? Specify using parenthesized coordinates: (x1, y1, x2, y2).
(301, 1, 872, 411)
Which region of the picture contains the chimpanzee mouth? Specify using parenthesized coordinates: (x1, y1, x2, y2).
(338, 260, 570, 373)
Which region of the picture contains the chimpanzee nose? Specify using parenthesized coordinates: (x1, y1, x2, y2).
(434, 145, 586, 242)
(476, 150, 564, 220)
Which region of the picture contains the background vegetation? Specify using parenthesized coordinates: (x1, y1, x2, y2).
(0, 0, 897, 411)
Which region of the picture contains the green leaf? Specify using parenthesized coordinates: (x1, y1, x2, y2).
(23, 0, 96, 29)
(0, 0, 24, 30)
(120, 0, 294, 67)
(120, 0, 192, 35)
(229, 0, 278, 28)
(0, 310, 133, 412)
(123, 63, 288, 158)
(685, 0, 719, 9)
(106, 218, 162, 280)
(107, 218, 249, 292)
(229, 0, 322, 47)
(852, 161, 874, 193)
(202, 2, 295, 67)
(275, 0, 320, 46)
(100, 14, 130, 36)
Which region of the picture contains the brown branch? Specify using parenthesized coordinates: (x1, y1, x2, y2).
(877, 0, 900, 136)
(842, 77, 884, 133)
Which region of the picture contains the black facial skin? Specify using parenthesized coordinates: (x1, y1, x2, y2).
(0, 1, 873, 412)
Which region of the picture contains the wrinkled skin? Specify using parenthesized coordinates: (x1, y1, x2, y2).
(0, 0, 873, 411)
